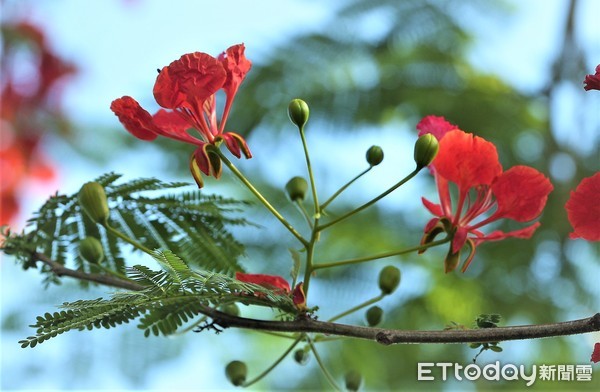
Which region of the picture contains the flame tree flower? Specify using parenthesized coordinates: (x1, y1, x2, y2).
(110, 44, 252, 187)
(235, 272, 306, 311)
(417, 116, 554, 273)
(565, 173, 600, 241)
(584, 64, 600, 91)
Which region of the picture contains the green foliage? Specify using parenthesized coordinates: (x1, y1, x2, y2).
(18, 249, 296, 348)
(1, 173, 251, 287)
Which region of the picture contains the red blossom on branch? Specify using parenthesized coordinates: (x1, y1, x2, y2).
(417, 116, 553, 273)
(235, 272, 306, 311)
(110, 44, 252, 187)
(584, 64, 600, 91)
(566, 173, 600, 241)
(592, 342, 600, 363)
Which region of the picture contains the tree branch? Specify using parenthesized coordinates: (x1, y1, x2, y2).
(33, 252, 600, 345)
(33, 252, 144, 291)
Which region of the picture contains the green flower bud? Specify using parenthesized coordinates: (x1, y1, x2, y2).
(288, 98, 310, 128)
(78, 236, 104, 264)
(225, 360, 247, 387)
(365, 306, 383, 327)
(345, 370, 362, 392)
(78, 182, 110, 224)
(293, 348, 309, 365)
(285, 176, 308, 202)
(219, 303, 240, 317)
(413, 133, 439, 169)
(378, 265, 401, 295)
(365, 145, 384, 166)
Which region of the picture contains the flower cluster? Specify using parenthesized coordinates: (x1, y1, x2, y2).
(417, 116, 554, 272)
(111, 44, 252, 187)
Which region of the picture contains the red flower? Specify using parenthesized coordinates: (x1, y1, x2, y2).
(418, 117, 553, 273)
(592, 342, 600, 363)
(584, 64, 600, 91)
(566, 173, 600, 241)
(110, 44, 252, 187)
(235, 272, 306, 311)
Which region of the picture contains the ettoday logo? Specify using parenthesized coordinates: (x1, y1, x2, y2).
(418, 362, 537, 386)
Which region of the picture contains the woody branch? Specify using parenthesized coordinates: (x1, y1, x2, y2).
(32, 251, 600, 345)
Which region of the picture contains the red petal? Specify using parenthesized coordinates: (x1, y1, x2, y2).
(220, 132, 253, 159)
(592, 342, 600, 363)
(491, 165, 553, 222)
(153, 52, 227, 110)
(292, 283, 307, 311)
(219, 44, 252, 98)
(235, 272, 291, 294)
(152, 109, 200, 144)
(566, 173, 600, 241)
(416, 115, 458, 141)
(422, 197, 443, 217)
(433, 130, 502, 191)
(584, 64, 600, 91)
(110, 96, 158, 141)
(452, 226, 469, 254)
(476, 222, 541, 243)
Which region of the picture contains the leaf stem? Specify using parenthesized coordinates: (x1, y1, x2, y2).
(216, 150, 308, 247)
(318, 167, 422, 232)
(298, 125, 320, 218)
(243, 335, 304, 387)
(103, 223, 154, 255)
(327, 293, 386, 323)
(313, 237, 450, 270)
(320, 166, 372, 210)
(306, 335, 342, 391)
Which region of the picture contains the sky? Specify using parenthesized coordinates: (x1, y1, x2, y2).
(1, 0, 599, 390)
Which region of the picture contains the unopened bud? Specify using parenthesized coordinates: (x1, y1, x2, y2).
(285, 176, 308, 202)
(219, 303, 240, 317)
(413, 133, 439, 169)
(378, 265, 401, 295)
(345, 370, 362, 392)
(288, 99, 310, 128)
(294, 348, 309, 365)
(79, 236, 104, 264)
(225, 360, 247, 386)
(365, 145, 384, 166)
(78, 182, 110, 224)
(366, 306, 383, 326)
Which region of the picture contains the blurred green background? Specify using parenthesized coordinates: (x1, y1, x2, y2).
(1, 0, 599, 390)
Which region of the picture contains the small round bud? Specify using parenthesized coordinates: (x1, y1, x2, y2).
(365, 306, 383, 327)
(413, 133, 439, 169)
(219, 303, 240, 317)
(78, 236, 104, 264)
(378, 265, 401, 295)
(285, 176, 308, 202)
(293, 348, 309, 365)
(78, 182, 110, 224)
(365, 145, 384, 166)
(288, 98, 310, 128)
(225, 360, 247, 386)
(345, 370, 362, 392)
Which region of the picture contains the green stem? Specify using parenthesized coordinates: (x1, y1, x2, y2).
(295, 200, 314, 230)
(93, 262, 133, 282)
(313, 237, 450, 270)
(299, 126, 320, 218)
(103, 223, 154, 256)
(320, 166, 372, 210)
(306, 335, 342, 391)
(318, 167, 422, 232)
(301, 228, 318, 296)
(327, 293, 386, 323)
(216, 150, 308, 247)
(243, 335, 303, 387)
